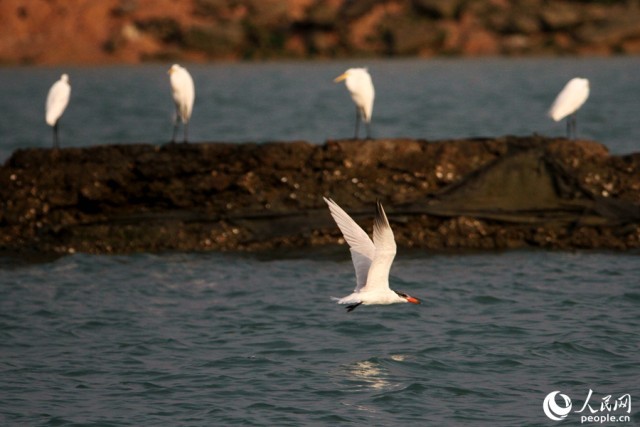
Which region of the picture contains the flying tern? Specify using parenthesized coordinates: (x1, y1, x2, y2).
(324, 197, 421, 312)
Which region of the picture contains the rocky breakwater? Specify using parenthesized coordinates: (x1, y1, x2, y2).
(1, 136, 639, 255)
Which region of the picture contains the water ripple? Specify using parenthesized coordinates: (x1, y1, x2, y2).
(1, 250, 639, 425)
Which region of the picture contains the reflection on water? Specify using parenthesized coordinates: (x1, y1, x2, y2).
(349, 360, 391, 390)
(345, 355, 409, 391)
(390, 354, 407, 362)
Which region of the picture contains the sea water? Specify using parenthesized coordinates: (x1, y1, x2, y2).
(0, 58, 639, 425)
(0, 250, 639, 425)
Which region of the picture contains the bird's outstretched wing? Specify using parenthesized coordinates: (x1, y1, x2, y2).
(359, 200, 396, 293)
(323, 197, 375, 291)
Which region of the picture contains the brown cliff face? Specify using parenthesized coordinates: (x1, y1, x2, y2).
(2, 0, 640, 65)
(1, 137, 639, 255)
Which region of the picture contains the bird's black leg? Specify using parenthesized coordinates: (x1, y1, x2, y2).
(172, 121, 179, 143)
(346, 302, 362, 312)
(365, 121, 372, 140)
(572, 114, 577, 139)
(184, 122, 189, 143)
(354, 107, 360, 140)
(53, 122, 59, 149)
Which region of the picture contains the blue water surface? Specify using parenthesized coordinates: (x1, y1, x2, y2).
(1, 250, 639, 426)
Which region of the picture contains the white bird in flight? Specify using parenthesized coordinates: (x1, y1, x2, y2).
(548, 77, 590, 139)
(168, 64, 195, 143)
(45, 73, 71, 148)
(334, 68, 375, 140)
(324, 197, 421, 312)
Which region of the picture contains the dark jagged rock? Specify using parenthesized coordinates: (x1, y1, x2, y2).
(0, 136, 639, 255)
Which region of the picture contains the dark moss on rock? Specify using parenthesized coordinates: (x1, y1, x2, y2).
(0, 136, 639, 255)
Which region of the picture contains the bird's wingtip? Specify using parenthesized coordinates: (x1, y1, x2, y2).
(375, 199, 386, 221)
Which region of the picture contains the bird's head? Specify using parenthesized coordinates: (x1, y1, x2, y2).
(334, 68, 368, 84)
(394, 291, 421, 305)
(334, 71, 349, 83)
(168, 64, 180, 75)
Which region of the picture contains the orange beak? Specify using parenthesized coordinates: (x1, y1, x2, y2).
(334, 73, 348, 83)
(406, 296, 421, 304)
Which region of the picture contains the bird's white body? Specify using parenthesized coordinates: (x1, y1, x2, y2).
(335, 288, 408, 306)
(334, 68, 375, 139)
(548, 77, 590, 122)
(45, 74, 71, 127)
(168, 64, 195, 142)
(169, 64, 195, 124)
(323, 197, 420, 311)
(335, 68, 374, 122)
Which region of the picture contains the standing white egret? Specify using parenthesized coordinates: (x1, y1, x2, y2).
(548, 77, 590, 139)
(45, 73, 71, 148)
(334, 68, 375, 139)
(168, 64, 195, 143)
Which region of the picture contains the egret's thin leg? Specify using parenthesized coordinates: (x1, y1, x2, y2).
(172, 121, 179, 143)
(365, 121, 372, 140)
(53, 122, 59, 149)
(184, 122, 189, 143)
(565, 118, 571, 139)
(354, 107, 360, 140)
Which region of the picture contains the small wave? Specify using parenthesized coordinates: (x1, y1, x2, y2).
(472, 295, 512, 304)
(622, 292, 640, 302)
(546, 340, 627, 360)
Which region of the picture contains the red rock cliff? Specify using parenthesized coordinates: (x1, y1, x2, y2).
(2, 0, 640, 65)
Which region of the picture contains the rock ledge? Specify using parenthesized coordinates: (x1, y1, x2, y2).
(1, 136, 639, 255)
